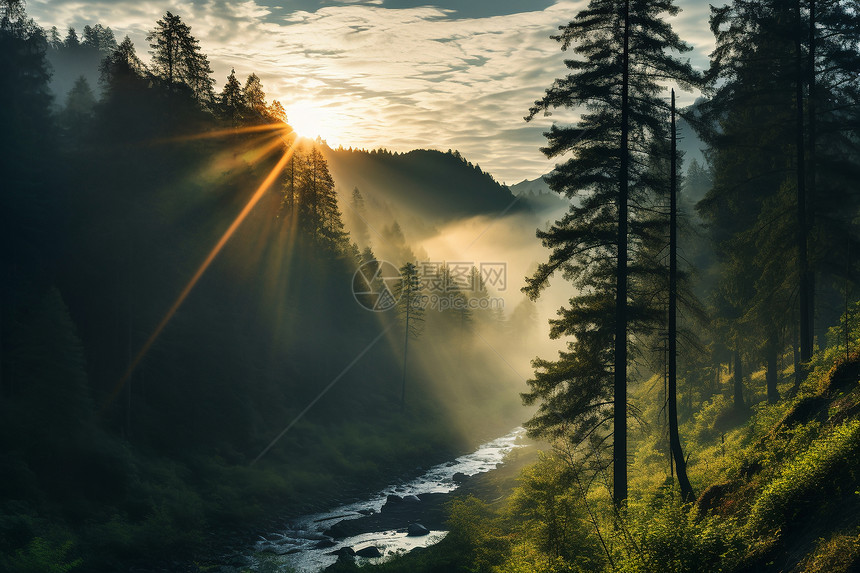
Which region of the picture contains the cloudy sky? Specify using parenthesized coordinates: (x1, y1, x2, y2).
(28, 0, 715, 184)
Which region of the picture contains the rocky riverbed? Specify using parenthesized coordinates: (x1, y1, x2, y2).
(221, 427, 532, 572)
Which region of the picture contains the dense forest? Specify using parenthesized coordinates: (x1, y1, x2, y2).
(2, 0, 860, 571)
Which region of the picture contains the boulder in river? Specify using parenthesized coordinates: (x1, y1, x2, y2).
(386, 494, 403, 504)
(407, 523, 430, 537)
(403, 494, 421, 503)
(324, 521, 351, 538)
(336, 552, 356, 564)
(355, 545, 383, 558)
(452, 472, 468, 484)
(328, 546, 355, 557)
(315, 538, 337, 549)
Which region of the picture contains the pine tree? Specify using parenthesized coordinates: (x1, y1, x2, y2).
(379, 220, 414, 266)
(347, 187, 371, 248)
(684, 158, 712, 203)
(48, 25, 60, 49)
(396, 262, 425, 409)
(433, 264, 474, 338)
(82, 24, 94, 48)
(99, 36, 146, 88)
(60, 76, 96, 137)
(147, 11, 214, 106)
(280, 144, 300, 214)
(294, 146, 349, 251)
(80, 23, 116, 54)
(269, 100, 287, 123)
(698, 0, 794, 406)
(668, 90, 694, 502)
(218, 69, 245, 126)
(523, 0, 698, 506)
(63, 26, 79, 49)
(0, 0, 24, 24)
(243, 73, 267, 121)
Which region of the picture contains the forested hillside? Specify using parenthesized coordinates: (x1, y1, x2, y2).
(336, 320, 860, 573)
(324, 147, 526, 224)
(0, 4, 531, 571)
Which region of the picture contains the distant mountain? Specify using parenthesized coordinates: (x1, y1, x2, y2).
(677, 103, 707, 167)
(509, 175, 551, 196)
(507, 102, 710, 214)
(510, 175, 570, 216)
(323, 146, 528, 224)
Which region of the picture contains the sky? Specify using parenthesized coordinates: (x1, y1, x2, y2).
(27, 0, 716, 184)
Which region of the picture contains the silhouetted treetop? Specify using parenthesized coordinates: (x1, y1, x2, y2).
(147, 11, 214, 105)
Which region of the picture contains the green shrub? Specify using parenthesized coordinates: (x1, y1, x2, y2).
(690, 394, 735, 444)
(746, 420, 860, 534)
(619, 497, 743, 573)
(501, 454, 603, 571)
(0, 537, 82, 573)
(808, 301, 860, 386)
(495, 540, 585, 573)
(446, 495, 509, 572)
(799, 530, 860, 573)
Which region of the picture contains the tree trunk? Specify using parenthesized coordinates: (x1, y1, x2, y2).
(126, 237, 134, 439)
(795, 0, 812, 366)
(0, 302, 3, 401)
(793, 331, 802, 392)
(714, 363, 720, 394)
(845, 271, 852, 362)
(668, 90, 694, 502)
(808, 0, 817, 353)
(766, 331, 780, 404)
(733, 348, 744, 410)
(401, 302, 410, 410)
(613, 0, 630, 510)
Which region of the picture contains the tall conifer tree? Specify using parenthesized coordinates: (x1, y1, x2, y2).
(524, 0, 698, 505)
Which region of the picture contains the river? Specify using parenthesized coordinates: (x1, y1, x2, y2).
(225, 427, 527, 572)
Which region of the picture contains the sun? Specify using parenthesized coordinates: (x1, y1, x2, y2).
(286, 100, 339, 144)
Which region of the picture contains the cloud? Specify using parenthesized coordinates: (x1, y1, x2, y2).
(243, 1, 586, 182)
(26, 0, 713, 184)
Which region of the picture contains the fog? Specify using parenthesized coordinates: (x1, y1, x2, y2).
(339, 180, 576, 431)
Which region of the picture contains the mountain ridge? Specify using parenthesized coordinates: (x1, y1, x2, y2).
(323, 146, 528, 225)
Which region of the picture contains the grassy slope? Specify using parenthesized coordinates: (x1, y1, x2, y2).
(688, 351, 860, 572)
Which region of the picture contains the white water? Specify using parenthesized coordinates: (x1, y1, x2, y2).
(241, 427, 526, 572)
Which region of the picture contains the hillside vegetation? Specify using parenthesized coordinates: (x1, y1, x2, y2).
(324, 147, 526, 224)
(342, 307, 860, 573)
